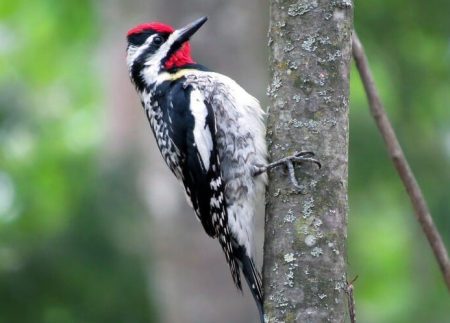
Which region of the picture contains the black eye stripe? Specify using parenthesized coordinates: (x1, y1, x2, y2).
(127, 32, 169, 47)
(128, 33, 149, 46)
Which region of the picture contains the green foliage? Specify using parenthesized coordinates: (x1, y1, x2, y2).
(349, 1, 450, 322)
(0, 1, 158, 322)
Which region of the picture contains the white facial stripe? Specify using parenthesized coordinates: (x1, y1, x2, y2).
(127, 34, 159, 68)
(143, 30, 181, 68)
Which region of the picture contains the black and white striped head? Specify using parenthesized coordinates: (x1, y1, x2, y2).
(126, 17, 207, 87)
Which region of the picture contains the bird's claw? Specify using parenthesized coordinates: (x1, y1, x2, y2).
(253, 150, 321, 192)
(272, 150, 321, 191)
(291, 151, 322, 169)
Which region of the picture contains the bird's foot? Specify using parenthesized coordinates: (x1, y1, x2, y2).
(253, 151, 321, 190)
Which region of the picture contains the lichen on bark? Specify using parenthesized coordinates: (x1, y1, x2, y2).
(263, 1, 353, 322)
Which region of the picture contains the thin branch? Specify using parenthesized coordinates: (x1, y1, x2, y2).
(352, 31, 450, 291)
(346, 275, 358, 323)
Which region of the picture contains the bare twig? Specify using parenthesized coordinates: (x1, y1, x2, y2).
(346, 275, 358, 323)
(352, 31, 450, 291)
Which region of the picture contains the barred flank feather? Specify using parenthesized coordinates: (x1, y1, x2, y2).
(218, 226, 242, 290)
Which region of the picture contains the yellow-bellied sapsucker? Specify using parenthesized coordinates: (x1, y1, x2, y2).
(126, 16, 319, 322)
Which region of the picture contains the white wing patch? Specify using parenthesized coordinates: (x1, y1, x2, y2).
(190, 89, 213, 171)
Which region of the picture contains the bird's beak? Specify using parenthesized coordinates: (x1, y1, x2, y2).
(175, 16, 207, 44)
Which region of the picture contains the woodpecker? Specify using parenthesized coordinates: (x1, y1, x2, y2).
(126, 16, 319, 322)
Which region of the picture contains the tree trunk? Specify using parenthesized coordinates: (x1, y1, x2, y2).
(263, 1, 353, 322)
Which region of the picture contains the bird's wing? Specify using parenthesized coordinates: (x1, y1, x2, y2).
(166, 82, 241, 288)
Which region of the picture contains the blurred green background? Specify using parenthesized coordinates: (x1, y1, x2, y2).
(0, 0, 448, 322)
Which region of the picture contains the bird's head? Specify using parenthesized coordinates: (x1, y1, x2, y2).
(126, 16, 207, 85)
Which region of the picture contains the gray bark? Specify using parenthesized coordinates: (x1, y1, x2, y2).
(263, 1, 353, 322)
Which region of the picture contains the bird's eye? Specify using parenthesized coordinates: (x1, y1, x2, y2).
(153, 36, 163, 45)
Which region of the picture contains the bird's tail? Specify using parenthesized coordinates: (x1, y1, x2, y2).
(235, 245, 264, 323)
